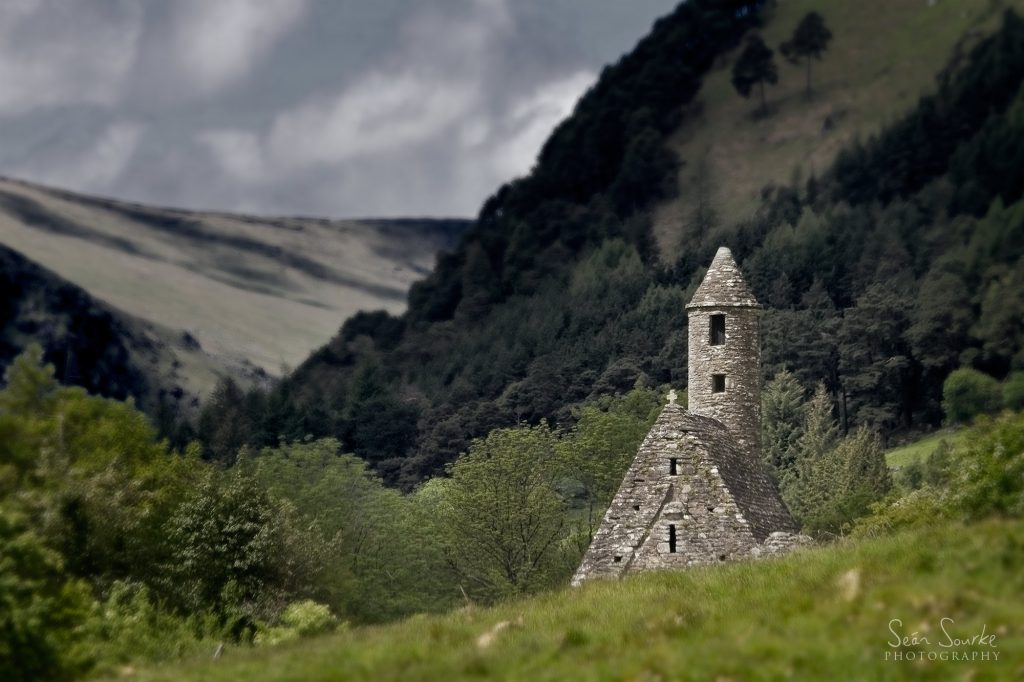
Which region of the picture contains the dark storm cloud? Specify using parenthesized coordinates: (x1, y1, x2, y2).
(0, 0, 679, 218)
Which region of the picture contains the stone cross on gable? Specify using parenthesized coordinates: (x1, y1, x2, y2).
(667, 389, 678, 405)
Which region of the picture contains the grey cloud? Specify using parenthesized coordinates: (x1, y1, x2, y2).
(0, 0, 680, 217)
(0, 1, 142, 115)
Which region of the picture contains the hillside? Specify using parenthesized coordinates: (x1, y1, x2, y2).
(0, 244, 214, 416)
(653, 0, 1024, 259)
(116, 519, 1024, 681)
(0, 176, 466, 399)
(210, 0, 1024, 487)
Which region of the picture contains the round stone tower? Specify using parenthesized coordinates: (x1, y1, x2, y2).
(685, 246, 762, 461)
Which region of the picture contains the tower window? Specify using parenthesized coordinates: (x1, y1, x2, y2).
(712, 374, 726, 393)
(669, 458, 678, 475)
(710, 314, 726, 345)
(668, 524, 677, 553)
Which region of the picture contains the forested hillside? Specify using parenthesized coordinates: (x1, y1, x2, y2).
(198, 1, 1024, 488)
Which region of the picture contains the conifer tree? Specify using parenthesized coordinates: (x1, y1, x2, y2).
(762, 369, 806, 474)
(781, 11, 833, 98)
(731, 33, 778, 115)
(797, 382, 840, 464)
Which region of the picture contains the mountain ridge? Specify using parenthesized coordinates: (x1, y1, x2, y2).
(0, 175, 469, 404)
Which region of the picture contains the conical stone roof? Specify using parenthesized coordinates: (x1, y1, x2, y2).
(686, 246, 758, 309)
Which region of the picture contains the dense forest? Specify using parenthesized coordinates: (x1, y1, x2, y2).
(195, 4, 1024, 490)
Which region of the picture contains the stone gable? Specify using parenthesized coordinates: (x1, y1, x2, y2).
(571, 405, 797, 585)
(572, 246, 804, 586)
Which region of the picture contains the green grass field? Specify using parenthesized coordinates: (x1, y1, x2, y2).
(886, 429, 967, 469)
(652, 0, 1024, 260)
(113, 519, 1023, 682)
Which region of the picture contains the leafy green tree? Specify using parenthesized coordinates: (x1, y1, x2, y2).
(802, 426, 889, 534)
(165, 469, 337, 628)
(344, 358, 420, 469)
(780, 11, 833, 98)
(731, 34, 778, 115)
(0, 506, 93, 682)
(435, 423, 567, 601)
(942, 368, 1003, 424)
(242, 439, 453, 622)
(558, 388, 661, 542)
(0, 345, 197, 587)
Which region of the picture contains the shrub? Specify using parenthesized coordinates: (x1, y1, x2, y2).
(255, 601, 340, 646)
(942, 368, 1002, 423)
(851, 488, 951, 538)
(952, 412, 1024, 519)
(82, 581, 218, 670)
(1004, 372, 1024, 410)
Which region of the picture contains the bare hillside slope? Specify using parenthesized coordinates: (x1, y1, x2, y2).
(653, 0, 1024, 259)
(0, 176, 466, 398)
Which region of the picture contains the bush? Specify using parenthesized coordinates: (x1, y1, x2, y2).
(81, 581, 219, 671)
(851, 488, 951, 538)
(942, 368, 1002, 423)
(0, 507, 93, 682)
(1004, 372, 1024, 410)
(255, 601, 340, 646)
(952, 412, 1024, 519)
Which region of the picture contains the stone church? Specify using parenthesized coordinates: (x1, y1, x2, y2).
(572, 247, 806, 586)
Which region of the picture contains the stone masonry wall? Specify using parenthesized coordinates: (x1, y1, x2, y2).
(687, 305, 762, 465)
(572, 405, 761, 585)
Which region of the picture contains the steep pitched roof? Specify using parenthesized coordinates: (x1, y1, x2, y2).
(682, 411, 797, 540)
(572, 404, 797, 585)
(686, 246, 759, 309)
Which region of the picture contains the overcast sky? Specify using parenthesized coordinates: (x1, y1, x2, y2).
(0, 0, 679, 218)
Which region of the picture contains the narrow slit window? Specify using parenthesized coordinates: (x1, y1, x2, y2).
(669, 457, 678, 475)
(668, 524, 677, 553)
(712, 374, 726, 393)
(710, 314, 726, 346)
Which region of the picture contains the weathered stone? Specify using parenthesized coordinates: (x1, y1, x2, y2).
(572, 247, 807, 587)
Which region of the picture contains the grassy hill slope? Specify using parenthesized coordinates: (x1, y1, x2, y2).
(0, 177, 466, 397)
(886, 428, 967, 469)
(118, 519, 1023, 681)
(653, 0, 1024, 259)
